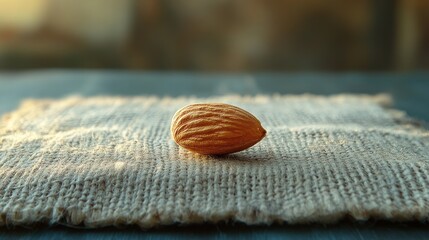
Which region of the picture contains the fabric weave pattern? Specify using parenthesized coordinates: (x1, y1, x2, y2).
(0, 95, 428, 227)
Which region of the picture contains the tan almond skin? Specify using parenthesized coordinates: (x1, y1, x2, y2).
(171, 103, 266, 155)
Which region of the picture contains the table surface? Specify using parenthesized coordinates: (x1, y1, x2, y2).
(0, 70, 428, 239)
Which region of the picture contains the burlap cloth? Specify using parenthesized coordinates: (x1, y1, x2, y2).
(0, 95, 428, 228)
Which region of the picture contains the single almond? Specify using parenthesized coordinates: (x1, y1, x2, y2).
(171, 103, 266, 155)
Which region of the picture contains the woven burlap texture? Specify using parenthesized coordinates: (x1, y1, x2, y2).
(0, 95, 428, 228)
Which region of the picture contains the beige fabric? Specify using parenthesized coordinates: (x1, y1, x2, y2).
(0, 95, 428, 228)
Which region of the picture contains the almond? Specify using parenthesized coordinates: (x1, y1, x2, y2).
(171, 103, 266, 155)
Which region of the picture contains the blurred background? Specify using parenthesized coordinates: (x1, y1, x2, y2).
(0, 0, 428, 71)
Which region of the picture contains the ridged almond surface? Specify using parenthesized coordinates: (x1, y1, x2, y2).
(171, 103, 266, 155)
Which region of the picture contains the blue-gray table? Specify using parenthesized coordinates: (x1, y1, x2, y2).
(0, 71, 428, 239)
